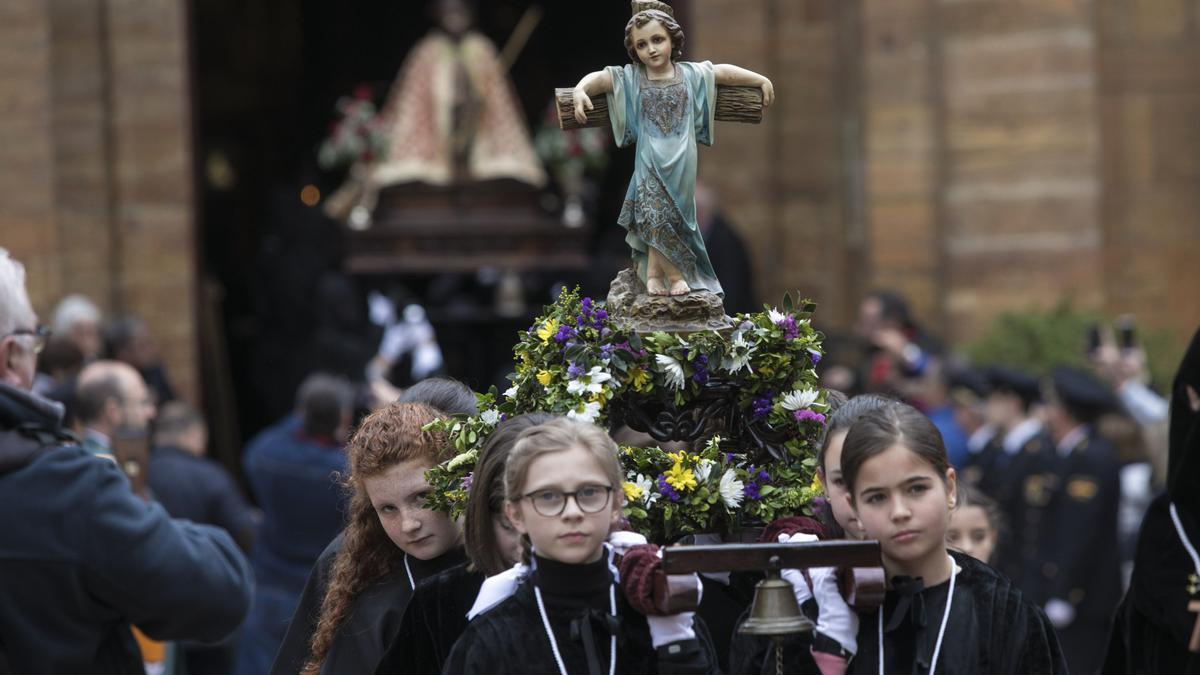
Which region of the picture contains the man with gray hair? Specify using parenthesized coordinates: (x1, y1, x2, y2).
(0, 248, 253, 674)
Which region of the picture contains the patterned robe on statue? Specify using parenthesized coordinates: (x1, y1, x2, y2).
(605, 60, 723, 296)
(372, 31, 545, 188)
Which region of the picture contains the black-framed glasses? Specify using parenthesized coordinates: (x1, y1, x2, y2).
(4, 325, 50, 354)
(522, 485, 613, 517)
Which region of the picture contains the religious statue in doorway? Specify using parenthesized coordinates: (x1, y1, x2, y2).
(568, 1, 773, 302)
(327, 0, 546, 226)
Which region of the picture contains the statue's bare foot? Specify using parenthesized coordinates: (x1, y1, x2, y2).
(646, 277, 669, 296)
(668, 279, 690, 296)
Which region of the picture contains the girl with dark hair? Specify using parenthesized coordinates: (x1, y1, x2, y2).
(443, 418, 721, 674)
(269, 378, 476, 675)
(370, 412, 555, 675)
(840, 401, 1067, 673)
(300, 402, 464, 675)
(816, 393, 893, 540)
(946, 483, 1003, 566)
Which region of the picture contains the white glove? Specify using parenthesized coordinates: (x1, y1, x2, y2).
(810, 565, 858, 655)
(777, 532, 857, 656)
(1045, 598, 1075, 629)
(607, 530, 648, 557)
(778, 532, 819, 607)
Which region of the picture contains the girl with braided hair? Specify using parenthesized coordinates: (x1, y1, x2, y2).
(301, 402, 464, 674)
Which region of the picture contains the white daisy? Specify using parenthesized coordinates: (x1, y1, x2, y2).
(567, 400, 602, 424)
(768, 308, 787, 325)
(504, 385, 519, 399)
(719, 469, 745, 509)
(655, 354, 686, 390)
(479, 409, 501, 426)
(634, 473, 659, 506)
(566, 365, 614, 395)
(781, 388, 821, 412)
(694, 459, 715, 483)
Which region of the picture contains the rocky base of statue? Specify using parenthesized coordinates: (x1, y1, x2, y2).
(606, 268, 732, 333)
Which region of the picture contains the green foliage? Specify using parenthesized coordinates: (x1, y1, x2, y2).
(421, 287, 829, 543)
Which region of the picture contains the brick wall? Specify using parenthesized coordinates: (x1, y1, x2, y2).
(0, 0, 198, 404)
(692, 0, 1199, 348)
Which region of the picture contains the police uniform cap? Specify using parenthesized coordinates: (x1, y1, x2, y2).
(1045, 366, 1120, 420)
(984, 365, 1041, 406)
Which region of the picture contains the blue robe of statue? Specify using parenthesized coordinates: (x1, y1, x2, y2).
(605, 60, 723, 297)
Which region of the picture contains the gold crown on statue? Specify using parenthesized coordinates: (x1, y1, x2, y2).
(631, 1, 673, 17)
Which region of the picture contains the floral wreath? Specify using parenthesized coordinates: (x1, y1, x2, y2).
(424, 287, 829, 544)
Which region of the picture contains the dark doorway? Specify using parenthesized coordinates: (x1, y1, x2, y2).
(192, 0, 636, 446)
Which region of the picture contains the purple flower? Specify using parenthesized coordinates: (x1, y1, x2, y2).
(780, 316, 799, 341)
(794, 409, 826, 425)
(691, 354, 710, 384)
(595, 308, 608, 322)
(554, 325, 576, 344)
(600, 344, 615, 361)
(808, 349, 822, 365)
(657, 474, 681, 502)
(752, 392, 775, 421)
(743, 465, 771, 501)
(724, 452, 735, 464)
(581, 297, 593, 313)
(567, 362, 585, 379)
(460, 472, 474, 491)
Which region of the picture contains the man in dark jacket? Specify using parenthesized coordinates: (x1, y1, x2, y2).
(0, 248, 253, 674)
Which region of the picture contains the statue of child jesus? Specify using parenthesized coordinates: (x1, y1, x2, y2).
(572, 2, 774, 298)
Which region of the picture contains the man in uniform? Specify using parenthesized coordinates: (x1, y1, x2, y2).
(968, 366, 1054, 591)
(1036, 366, 1122, 675)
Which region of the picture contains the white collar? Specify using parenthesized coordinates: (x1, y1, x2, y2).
(1056, 425, 1088, 457)
(1002, 418, 1042, 455)
(966, 425, 996, 454)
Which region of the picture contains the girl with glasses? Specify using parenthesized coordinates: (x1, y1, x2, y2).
(443, 417, 721, 674)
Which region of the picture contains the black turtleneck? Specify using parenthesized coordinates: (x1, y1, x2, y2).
(533, 552, 614, 612)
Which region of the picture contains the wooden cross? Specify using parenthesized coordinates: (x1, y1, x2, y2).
(653, 540, 886, 614)
(554, 85, 765, 130)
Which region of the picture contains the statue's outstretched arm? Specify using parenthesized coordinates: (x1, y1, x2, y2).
(713, 64, 774, 107)
(572, 69, 616, 125)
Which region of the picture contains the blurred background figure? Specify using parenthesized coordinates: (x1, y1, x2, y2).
(234, 373, 355, 675)
(74, 360, 158, 463)
(51, 294, 103, 363)
(149, 401, 258, 675)
(696, 180, 756, 316)
(1038, 367, 1123, 675)
(106, 314, 178, 406)
(855, 290, 941, 399)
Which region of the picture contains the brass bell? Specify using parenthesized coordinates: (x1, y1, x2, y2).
(738, 556, 814, 637)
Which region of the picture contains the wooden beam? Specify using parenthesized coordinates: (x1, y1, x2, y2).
(660, 540, 882, 574)
(555, 84, 764, 130)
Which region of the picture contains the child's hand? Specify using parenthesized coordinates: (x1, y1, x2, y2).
(573, 88, 593, 125)
(761, 79, 775, 107)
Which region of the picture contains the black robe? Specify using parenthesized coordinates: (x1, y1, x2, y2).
(1103, 494, 1200, 674)
(372, 562, 485, 675)
(442, 553, 720, 674)
(1102, 327, 1200, 675)
(850, 550, 1066, 674)
(268, 532, 466, 675)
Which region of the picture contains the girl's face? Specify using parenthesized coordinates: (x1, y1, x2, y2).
(851, 443, 956, 577)
(820, 430, 865, 539)
(505, 445, 622, 565)
(947, 504, 996, 564)
(491, 512, 524, 568)
(630, 20, 673, 72)
(364, 458, 461, 560)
